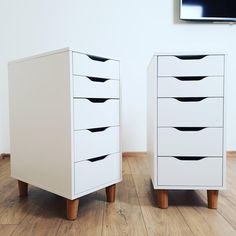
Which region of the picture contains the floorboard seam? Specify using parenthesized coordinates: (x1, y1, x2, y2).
(99, 191, 105, 236)
(176, 206, 196, 236)
(197, 190, 236, 232)
(52, 219, 63, 236)
(216, 209, 236, 232)
(127, 157, 149, 236)
(224, 194, 236, 208)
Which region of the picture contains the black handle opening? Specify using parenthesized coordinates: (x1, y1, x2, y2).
(87, 98, 109, 103)
(174, 97, 207, 102)
(174, 127, 206, 132)
(88, 155, 108, 162)
(88, 127, 108, 133)
(87, 77, 108, 82)
(173, 156, 206, 161)
(175, 55, 207, 60)
(174, 76, 207, 81)
(87, 55, 109, 62)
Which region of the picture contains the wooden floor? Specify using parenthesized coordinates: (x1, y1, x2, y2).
(1, 155, 236, 236)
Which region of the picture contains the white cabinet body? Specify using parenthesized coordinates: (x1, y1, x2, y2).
(147, 53, 226, 190)
(9, 48, 121, 200)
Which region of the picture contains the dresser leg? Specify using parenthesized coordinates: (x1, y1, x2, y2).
(66, 198, 79, 220)
(157, 190, 168, 209)
(18, 180, 28, 197)
(106, 184, 116, 202)
(207, 190, 218, 209)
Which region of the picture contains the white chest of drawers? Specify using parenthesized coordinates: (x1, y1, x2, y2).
(147, 53, 226, 209)
(8, 48, 122, 220)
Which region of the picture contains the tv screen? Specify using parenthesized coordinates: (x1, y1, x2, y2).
(180, 0, 236, 22)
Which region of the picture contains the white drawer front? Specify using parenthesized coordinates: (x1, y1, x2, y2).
(73, 76, 119, 99)
(158, 76, 224, 97)
(74, 126, 120, 162)
(158, 128, 223, 156)
(158, 157, 223, 187)
(74, 153, 121, 194)
(73, 52, 119, 80)
(158, 98, 223, 127)
(74, 99, 119, 130)
(158, 55, 224, 77)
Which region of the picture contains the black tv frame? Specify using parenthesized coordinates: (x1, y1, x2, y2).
(180, 0, 236, 22)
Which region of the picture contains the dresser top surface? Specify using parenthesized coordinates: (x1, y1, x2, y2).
(153, 52, 226, 56)
(8, 47, 119, 65)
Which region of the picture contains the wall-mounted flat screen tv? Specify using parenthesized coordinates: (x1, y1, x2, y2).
(180, 0, 236, 22)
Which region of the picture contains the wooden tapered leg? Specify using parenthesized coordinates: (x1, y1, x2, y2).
(106, 184, 116, 202)
(66, 199, 79, 220)
(18, 180, 28, 197)
(157, 190, 168, 209)
(207, 190, 218, 209)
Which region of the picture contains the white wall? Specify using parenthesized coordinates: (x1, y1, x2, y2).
(1, 0, 236, 152)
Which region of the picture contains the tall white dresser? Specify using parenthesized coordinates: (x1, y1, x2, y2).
(8, 48, 122, 220)
(147, 53, 226, 209)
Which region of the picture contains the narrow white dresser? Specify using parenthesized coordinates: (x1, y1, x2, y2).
(147, 53, 226, 209)
(8, 48, 121, 220)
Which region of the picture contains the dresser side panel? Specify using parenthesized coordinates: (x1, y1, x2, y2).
(147, 56, 158, 187)
(9, 51, 73, 199)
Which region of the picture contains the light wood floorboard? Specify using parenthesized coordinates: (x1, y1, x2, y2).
(0, 156, 236, 235)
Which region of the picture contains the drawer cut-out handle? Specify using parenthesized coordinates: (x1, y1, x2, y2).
(87, 55, 109, 62)
(175, 55, 207, 60)
(174, 76, 207, 81)
(87, 98, 109, 103)
(174, 127, 206, 132)
(174, 97, 207, 102)
(88, 155, 108, 162)
(88, 127, 108, 133)
(87, 77, 108, 82)
(173, 156, 206, 161)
